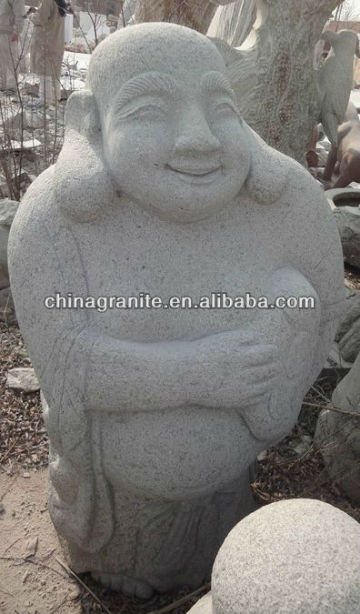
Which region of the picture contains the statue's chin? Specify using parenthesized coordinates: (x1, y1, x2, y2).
(136, 198, 233, 223)
(118, 180, 238, 222)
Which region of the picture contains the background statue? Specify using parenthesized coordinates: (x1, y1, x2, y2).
(322, 117, 360, 188)
(0, 0, 25, 91)
(9, 23, 344, 597)
(30, 0, 72, 104)
(317, 29, 360, 147)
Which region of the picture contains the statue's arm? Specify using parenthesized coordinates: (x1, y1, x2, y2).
(8, 208, 278, 413)
(288, 166, 346, 376)
(8, 222, 198, 412)
(8, 173, 279, 413)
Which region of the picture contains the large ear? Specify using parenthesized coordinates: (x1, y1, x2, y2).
(208, 36, 246, 73)
(243, 123, 290, 205)
(53, 90, 115, 223)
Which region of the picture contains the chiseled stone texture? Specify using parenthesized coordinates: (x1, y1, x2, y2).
(315, 352, 360, 504)
(211, 499, 360, 614)
(335, 288, 360, 363)
(8, 24, 344, 595)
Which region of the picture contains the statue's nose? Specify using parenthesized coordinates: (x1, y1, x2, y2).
(173, 108, 221, 157)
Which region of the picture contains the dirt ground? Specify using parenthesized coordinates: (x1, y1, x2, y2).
(0, 468, 208, 614)
(0, 469, 82, 614)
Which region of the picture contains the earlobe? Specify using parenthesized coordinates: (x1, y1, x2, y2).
(243, 124, 290, 204)
(65, 90, 101, 137)
(54, 90, 115, 223)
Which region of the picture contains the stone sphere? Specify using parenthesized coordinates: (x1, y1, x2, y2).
(212, 498, 360, 614)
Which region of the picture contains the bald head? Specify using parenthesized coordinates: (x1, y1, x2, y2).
(87, 23, 228, 113)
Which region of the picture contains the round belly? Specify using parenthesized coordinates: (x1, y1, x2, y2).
(100, 407, 258, 500)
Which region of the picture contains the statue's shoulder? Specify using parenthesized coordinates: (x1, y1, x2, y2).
(12, 165, 58, 231)
(245, 126, 327, 220)
(9, 165, 64, 267)
(268, 147, 331, 219)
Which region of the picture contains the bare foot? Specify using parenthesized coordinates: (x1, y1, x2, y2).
(92, 571, 154, 598)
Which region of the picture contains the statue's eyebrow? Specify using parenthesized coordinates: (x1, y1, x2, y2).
(200, 71, 236, 101)
(114, 72, 179, 109)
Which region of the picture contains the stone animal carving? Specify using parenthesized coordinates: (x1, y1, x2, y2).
(317, 30, 360, 146)
(323, 116, 360, 188)
(8, 23, 344, 597)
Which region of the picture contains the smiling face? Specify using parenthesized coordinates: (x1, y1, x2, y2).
(90, 24, 251, 222)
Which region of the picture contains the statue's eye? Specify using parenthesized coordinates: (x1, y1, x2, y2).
(118, 103, 168, 121)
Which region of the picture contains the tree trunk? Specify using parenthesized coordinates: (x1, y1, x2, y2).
(213, 0, 345, 163)
(207, 0, 257, 47)
(134, 0, 233, 34)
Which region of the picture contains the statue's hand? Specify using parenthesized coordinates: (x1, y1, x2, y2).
(186, 330, 281, 409)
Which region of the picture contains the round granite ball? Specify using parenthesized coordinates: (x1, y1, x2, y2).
(212, 498, 360, 614)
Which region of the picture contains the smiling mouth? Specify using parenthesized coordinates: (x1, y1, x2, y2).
(167, 164, 223, 183)
(168, 165, 221, 176)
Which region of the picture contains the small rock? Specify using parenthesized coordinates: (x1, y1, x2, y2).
(24, 536, 38, 558)
(23, 472, 30, 478)
(289, 435, 312, 456)
(257, 450, 268, 462)
(6, 367, 40, 392)
(69, 587, 81, 600)
(10, 138, 41, 150)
